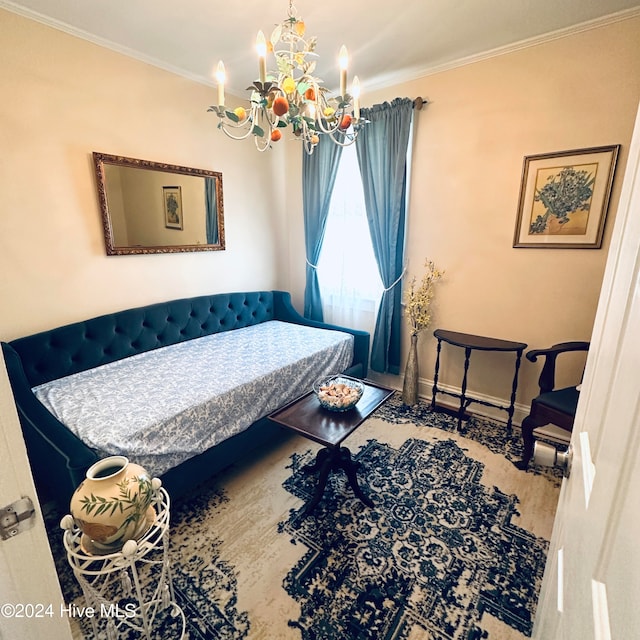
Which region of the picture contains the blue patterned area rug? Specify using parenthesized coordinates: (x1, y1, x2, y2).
(53, 397, 560, 639)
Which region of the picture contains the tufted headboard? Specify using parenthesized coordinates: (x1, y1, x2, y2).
(7, 291, 278, 388)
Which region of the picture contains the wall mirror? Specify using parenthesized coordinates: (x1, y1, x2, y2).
(93, 152, 225, 255)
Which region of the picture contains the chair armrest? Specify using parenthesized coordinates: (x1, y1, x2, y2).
(526, 341, 590, 394)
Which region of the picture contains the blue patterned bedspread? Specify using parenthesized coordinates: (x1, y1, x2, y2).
(32, 321, 353, 477)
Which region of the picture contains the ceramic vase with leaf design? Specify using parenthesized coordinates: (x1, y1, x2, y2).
(70, 455, 154, 551)
(402, 333, 420, 406)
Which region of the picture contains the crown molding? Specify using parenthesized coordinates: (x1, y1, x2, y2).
(2, 1, 640, 92)
(364, 6, 640, 92)
(0, 0, 209, 85)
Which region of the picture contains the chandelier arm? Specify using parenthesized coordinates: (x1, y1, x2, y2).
(323, 130, 360, 147)
(217, 104, 262, 141)
(314, 103, 350, 135)
(256, 106, 281, 143)
(219, 124, 258, 141)
(264, 108, 280, 132)
(254, 134, 272, 152)
(316, 116, 343, 135)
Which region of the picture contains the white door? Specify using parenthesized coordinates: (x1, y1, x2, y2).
(533, 101, 640, 638)
(0, 350, 72, 639)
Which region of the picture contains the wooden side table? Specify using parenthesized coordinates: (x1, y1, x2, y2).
(431, 329, 527, 433)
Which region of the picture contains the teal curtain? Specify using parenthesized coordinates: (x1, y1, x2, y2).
(302, 140, 344, 320)
(356, 98, 414, 374)
(205, 177, 219, 245)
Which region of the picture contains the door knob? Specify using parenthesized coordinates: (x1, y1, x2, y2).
(532, 441, 573, 478)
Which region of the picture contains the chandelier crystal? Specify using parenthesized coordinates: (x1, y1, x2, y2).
(209, 1, 366, 154)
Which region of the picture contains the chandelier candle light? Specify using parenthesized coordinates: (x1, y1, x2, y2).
(209, 1, 366, 154)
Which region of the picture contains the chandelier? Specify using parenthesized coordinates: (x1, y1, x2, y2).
(209, 1, 366, 154)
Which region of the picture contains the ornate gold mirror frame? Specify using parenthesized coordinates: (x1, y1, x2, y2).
(94, 152, 225, 255)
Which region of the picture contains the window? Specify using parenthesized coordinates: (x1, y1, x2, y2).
(317, 144, 383, 337)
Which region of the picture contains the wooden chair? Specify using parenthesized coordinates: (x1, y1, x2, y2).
(515, 341, 590, 470)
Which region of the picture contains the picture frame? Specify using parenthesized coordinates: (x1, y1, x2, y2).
(163, 186, 183, 230)
(513, 145, 620, 248)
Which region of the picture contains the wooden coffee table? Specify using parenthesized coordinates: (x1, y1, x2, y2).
(269, 379, 395, 515)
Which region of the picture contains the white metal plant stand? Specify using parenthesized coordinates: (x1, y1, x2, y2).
(61, 485, 185, 639)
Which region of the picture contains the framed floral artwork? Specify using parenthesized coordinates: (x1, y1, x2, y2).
(163, 186, 183, 230)
(513, 145, 620, 248)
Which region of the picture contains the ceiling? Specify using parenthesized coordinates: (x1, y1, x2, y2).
(3, 0, 640, 96)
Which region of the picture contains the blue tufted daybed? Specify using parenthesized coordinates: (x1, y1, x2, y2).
(2, 291, 369, 509)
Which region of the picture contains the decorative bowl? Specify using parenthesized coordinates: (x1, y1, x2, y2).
(313, 375, 365, 412)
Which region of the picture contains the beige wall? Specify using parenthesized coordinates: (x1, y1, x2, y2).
(0, 9, 284, 340)
(2, 9, 639, 415)
(283, 16, 640, 414)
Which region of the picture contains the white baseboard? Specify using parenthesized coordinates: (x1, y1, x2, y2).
(367, 371, 528, 429)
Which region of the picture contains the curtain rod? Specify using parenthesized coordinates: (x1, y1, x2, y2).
(413, 97, 427, 111)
